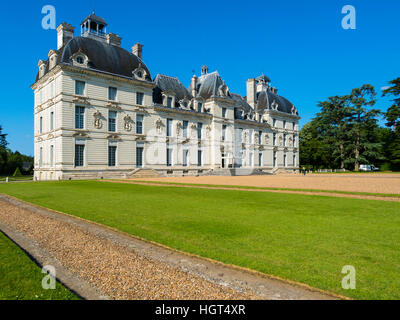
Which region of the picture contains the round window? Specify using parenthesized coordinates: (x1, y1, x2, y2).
(76, 56, 84, 64)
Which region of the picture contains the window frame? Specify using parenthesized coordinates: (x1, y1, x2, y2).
(108, 87, 117, 101)
(108, 145, 117, 167)
(108, 110, 117, 132)
(136, 92, 144, 105)
(75, 80, 86, 96)
(136, 114, 144, 134)
(75, 106, 85, 129)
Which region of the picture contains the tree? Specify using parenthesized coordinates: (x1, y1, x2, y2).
(345, 85, 382, 171)
(316, 95, 350, 169)
(0, 125, 8, 173)
(383, 77, 400, 170)
(383, 77, 400, 131)
(299, 120, 332, 169)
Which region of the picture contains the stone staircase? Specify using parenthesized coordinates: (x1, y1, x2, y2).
(209, 168, 273, 176)
(127, 169, 162, 179)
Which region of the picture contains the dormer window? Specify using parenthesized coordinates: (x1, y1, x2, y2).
(38, 60, 46, 78)
(71, 52, 89, 68)
(48, 50, 58, 69)
(197, 102, 203, 113)
(167, 97, 173, 108)
(133, 63, 147, 81)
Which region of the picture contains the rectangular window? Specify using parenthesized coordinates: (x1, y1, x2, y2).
(136, 146, 143, 168)
(273, 118, 276, 127)
(222, 125, 226, 141)
(166, 147, 172, 167)
(284, 154, 287, 167)
(259, 152, 262, 166)
(136, 115, 143, 134)
(293, 154, 296, 167)
(75, 144, 85, 167)
(258, 131, 262, 145)
(222, 107, 227, 118)
(273, 133, 276, 146)
(283, 134, 287, 147)
(197, 122, 202, 139)
(108, 87, 117, 101)
(198, 150, 202, 167)
(108, 146, 117, 167)
(39, 116, 43, 133)
(183, 120, 188, 138)
(39, 147, 43, 167)
(167, 118, 172, 137)
(50, 112, 54, 131)
(167, 97, 173, 108)
(108, 111, 117, 132)
(197, 102, 203, 113)
(249, 131, 253, 144)
(136, 92, 144, 105)
(183, 149, 188, 167)
(50, 145, 54, 167)
(283, 120, 286, 129)
(273, 151, 277, 167)
(75, 80, 85, 96)
(293, 122, 295, 130)
(75, 106, 85, 129)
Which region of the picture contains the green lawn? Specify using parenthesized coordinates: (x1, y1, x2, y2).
(0, 231, 78, 300)
(0, 181, 399, 300)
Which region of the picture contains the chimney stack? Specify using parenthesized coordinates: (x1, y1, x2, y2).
(132, 43, 143, 59)
(57, 23, 75, 50)
(191, 75, 198, 97)
(246, 78, 256, 109)
(107, 33, 122, 47)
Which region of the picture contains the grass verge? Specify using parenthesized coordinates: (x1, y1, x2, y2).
(0, 180, 399, 299)
(0, 231, 78, 300)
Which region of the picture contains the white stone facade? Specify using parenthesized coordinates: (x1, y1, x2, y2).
(32, 14, 299, 181)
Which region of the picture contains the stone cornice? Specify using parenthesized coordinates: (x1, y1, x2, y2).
(264, 109, 300, 120)
(60, 64, 155, 89)
(234, 119, 272, 128)
(153, 105, 213, 119)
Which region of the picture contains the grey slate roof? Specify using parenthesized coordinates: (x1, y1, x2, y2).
(81, 13, 107, 26)
(153, 74, 192, 106)
(189, 71, 229, 100)
(256, 89, 297, 115)
(35, 36, 152, 82)
(256, 74, 271, 83)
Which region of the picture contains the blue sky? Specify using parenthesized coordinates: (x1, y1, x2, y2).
(0, 0, 399, 155)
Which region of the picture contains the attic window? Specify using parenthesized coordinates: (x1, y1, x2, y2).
(76, 56, 84, 64)
(137, 71, 143, 78)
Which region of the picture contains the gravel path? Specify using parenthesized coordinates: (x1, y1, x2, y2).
(0, 195, 341, 300)
(124, 173, 400, 196)
(110, 180, 400, 202)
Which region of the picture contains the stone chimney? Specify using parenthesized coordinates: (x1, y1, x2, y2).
(246, 78, 256, 109)
(57, 23, 75, 50)
(191, 75, 198, 97)
(107, 33, 121, 47)
(132, 43, 143, 59)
